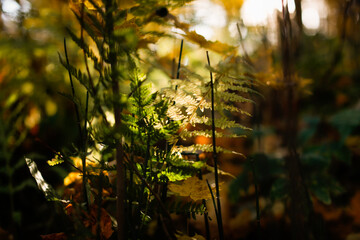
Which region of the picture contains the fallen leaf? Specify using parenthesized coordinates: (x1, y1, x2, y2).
(83, 205, 114, 239)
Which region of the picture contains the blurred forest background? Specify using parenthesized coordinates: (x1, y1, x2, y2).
(0, 0, 360, 239)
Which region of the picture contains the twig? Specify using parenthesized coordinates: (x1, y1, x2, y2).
(104, 0, 126, 239)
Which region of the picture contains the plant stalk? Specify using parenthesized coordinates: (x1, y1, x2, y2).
(105, 1, 126, 239)
(82, 91, 90, 210)
(280, 3, 311, 240)
(206, 51, 224, 240)
(250, 158, 261, 238)
(176, 39, 184, 80)
(63, 39, 83, 145)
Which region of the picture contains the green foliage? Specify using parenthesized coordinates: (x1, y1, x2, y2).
(229, 154, 284, 202)
(229, 150, 345, 205)
(330, 108, 360, 142)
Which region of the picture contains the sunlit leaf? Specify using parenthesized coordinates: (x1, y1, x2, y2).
(47, 153, 64, 166)
(64, 172, 82, 186)
(25, 157, 55, 199)
(182, 31, 235, 54)
(168, 176, 222, 201)
(70, 0, 103, 11)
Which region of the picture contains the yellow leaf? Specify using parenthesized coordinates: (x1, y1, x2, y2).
(171, 14, 235, 54)
(70, 0, 103, 10)
(118, 0, 138, 9)
(214, 0, 244, 17)
(47, 155, 64, 166)
(64, 172, 82, 186)
(168, 176, 222, 201)
(182, 31, 235, 54)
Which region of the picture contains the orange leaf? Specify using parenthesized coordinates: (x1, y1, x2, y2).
(88, 206, 114, 239)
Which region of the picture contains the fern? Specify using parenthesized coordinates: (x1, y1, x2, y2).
(163, 54, 256, 155)
(166, 199, 206, 220)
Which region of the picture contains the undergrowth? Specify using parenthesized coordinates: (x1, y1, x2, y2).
(24, 0, 256, 239)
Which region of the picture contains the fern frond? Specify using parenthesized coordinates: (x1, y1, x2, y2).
(197, 101, 251, 116)
(180, 129, 246, 139)
(166, 199, 206, 219)
(188, 116, 251, 130)
(219, 92, 254, 104)
(167, 105, 186, 121)
(213, 117, 252, 130)
(218, 83, 258, 95)
(221, 74, 262, 86)
(173, 144, 232, 153)
(188, 115, 209, 126)
(58, 54, 91, 92)
(216, 102, 252, 116)
(66, 28, 102, 73)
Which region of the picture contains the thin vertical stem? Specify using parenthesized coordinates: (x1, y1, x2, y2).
(82, 91, 90, 210)
(175, 39, 184, 92)
(279, 4, 311, 240)
(206, 51, 224, 240)
(105, 0, 125, 239)
(250, 158, 261, 238)
(64, 38, 89, 209)
(198, 162, 210, 240)
(63, 39, 83, 143)
(176, 39, 184, 79)
(96, 161, 104, 240)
